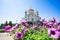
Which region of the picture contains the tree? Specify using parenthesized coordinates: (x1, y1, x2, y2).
(9, 21, 12, 27)
(4, 21, 8, 26)
(3, 21, 8, 28)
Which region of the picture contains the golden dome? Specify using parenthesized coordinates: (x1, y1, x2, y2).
(28, 8, 34, 11)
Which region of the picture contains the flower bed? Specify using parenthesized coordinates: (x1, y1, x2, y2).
(4, 18, 60, 40)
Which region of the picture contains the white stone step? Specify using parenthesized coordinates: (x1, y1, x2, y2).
(0, 33, 14, 40)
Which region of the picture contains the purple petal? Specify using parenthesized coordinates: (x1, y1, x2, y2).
(11, 23, 18, 30)
(57, 25, 60, 30)
(5, 25, 11, 31)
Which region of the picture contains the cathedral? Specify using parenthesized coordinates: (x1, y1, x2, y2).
(22, 8, 41, 22)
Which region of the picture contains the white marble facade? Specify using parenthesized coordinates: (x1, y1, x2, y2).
(22, 8, 41, 22)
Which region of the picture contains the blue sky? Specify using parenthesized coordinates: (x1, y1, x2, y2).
(0, 0, 60, 24)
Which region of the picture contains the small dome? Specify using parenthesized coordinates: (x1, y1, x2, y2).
(28, 8, 34, 11)
(36, 11, 38, 13)
(25, 11, 27, 13)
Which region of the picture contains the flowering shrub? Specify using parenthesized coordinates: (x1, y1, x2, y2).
(4, 17, 60, 40)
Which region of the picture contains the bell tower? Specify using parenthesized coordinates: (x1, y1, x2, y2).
(36, 11, 39, 16)
(25, 10, 27, 16)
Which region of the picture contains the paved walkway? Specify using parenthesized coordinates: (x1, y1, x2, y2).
(0, 33, 14, 40)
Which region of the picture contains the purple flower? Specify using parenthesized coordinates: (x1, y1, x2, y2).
(53, 22, 57, 26)
(18, 20, 28, 26)
(21, 26, 26, 30)
(47, 22, 52, 25)
(43, 21, 47, 25)
(41, 18, 45, 22)
(52, 17, 57, 23)
(11, 23, 18, 31)
(48, 25, 52, 28)
(16, 32, 22, 38)
(48, 28, 59, 39)
(46, 22, 53, 28)
(5, 25, 11, 31)
(39, 26, 43, 29)
(31, 25, 36, 29)
(22, 22, 28, 26)
(24, 29, 28, 34)
(18, 20, 26, 24)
